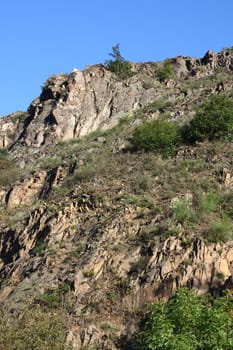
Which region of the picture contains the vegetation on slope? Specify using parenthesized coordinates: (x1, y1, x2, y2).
(1, 52, 233, 349)
(137, 288, 233, 350)
(0, 149, 19, 186)
(105, 44, 135, 79)
(183, 95, 233, 142)
(0, 305, 71, 350)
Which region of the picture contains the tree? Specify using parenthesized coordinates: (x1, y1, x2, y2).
(105, 44, 134, 80)
(137, 288, 233, 350)
(108, 43, 123, 62)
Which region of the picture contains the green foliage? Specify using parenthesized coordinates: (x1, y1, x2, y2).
(173, 199, 195, 224)
(155, 60, 174, 81)
(221, 191, 233, 216)
(205, 217, 232, 243)
(39, 156, 62, 170)
(105, 44, 134, 80)
(69, 244, 85, 257)
(132, 175, 151, 193)
(137, 288, 233, 350)
(182, 95, 233, 143)
(130, 119, 180, 157)
(72, 164, 95, 183)
(0, 149, 7, 158)
(35, 284, 70, 310)
(121, 194, 153, 208)
(143, 98, 173, 114)
(11, 111, 28, 123)
(31, 240, 48, 256)
(198, 192, 220, 214)
(37, 290, 61, 309)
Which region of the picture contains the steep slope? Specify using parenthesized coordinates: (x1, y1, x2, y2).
(1, 49, 233, 149)
(0, 49, 233, 349)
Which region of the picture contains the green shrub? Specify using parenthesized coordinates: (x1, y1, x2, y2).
(198, 192, 220, 214)
(36, 290, 61, 309)
(31, 240, 48, 256)
(173, 199, 195, 224)
(132, 175, 151, 193)
(35, 284, 70, 310)
(39, 156, 62, 170)
(182, 95, 233, 142)
(105, 44, 134, 80)
(205, 217, 232, 243)
(121, 194, 153, 208)
(0, 149, 7, 158)
(130, 119, 180, 156)
(221, 191, 233, 216)
(72, 165, 95, 183)
(155, 60, 174, 81)
(137, 288, 233, 350)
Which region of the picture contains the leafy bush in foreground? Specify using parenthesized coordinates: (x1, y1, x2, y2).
(131, 119, 179, 157)
(137, 288, 233, 350)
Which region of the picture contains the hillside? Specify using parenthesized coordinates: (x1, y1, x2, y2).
(0, 49, 233, 349)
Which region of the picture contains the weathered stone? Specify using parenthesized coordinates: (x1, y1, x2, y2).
(0, 49, 232, 149)
(0, 49, 233, 349)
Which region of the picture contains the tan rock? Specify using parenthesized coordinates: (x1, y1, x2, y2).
(7, 171, 47, 209)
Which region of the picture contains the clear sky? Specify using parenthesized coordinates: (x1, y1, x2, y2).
(0, 0, 233, 117)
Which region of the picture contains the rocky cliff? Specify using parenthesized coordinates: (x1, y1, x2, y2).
(1, 49, 233, 149)
(0, 49, 233, 349)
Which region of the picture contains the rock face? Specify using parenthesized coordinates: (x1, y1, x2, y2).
(0, 112, 26, 148)
(0, 49, 233, 349)
(0, 188, 232, 348)
(0, 49, 232, 148)
(12, 66, 159, 147)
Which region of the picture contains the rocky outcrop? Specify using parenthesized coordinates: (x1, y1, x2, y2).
(172, 49, 233, 77)
(1, 49, 233, 349)
(5, 165, 69, 209)
(0, 50, 232, 149)
(0, 197, 232, 348)
(12, 66, 160, 147)
(0, 112, 27, 148)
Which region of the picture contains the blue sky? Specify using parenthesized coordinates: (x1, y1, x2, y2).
(0, 0, 233, 117)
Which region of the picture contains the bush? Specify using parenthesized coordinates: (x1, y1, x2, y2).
(130, 119, 179, 157)
(198, 191, 220, 214)
(182, 95, 233, 142)
(105, 44, 134, 80)
(137, 288, 233, 350)
(155, 60, 174, 81)
(173, 199, 195, 224)
(205, 217, 232, 243)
